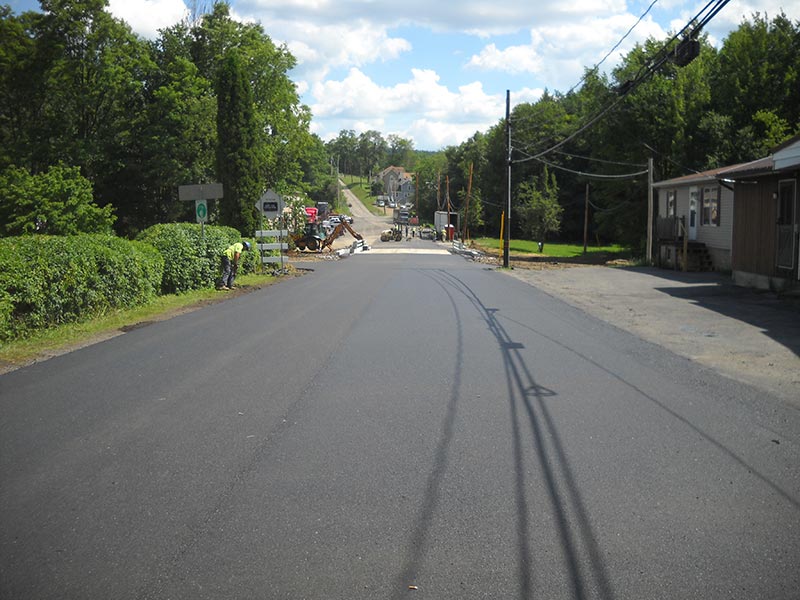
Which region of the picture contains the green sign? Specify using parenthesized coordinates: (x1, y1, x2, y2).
(195, 200, 208, 223)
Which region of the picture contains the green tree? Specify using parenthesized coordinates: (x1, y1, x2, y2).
(190, 3, 307, 195)
(0, 165, 115, 236)
(357, 130, 387, 181)
(459, 188, 485, 239)
(111, 22, 218, 234)
(298, 133, 337, 208)
(515, 168, 562, 250)
(215, 49, 260, 235)
(385, 134, 416, 170)
(711, 12, 800, 139)
(326, 130, 359, 175)
(0, 6, 43, 171)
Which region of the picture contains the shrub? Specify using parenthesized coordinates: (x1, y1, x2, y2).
(0, 165, 116, 236)
(136, 223, 257, 294)
(0, 235, 163, 341)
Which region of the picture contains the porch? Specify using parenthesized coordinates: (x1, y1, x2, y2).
(656, 216, 714, 272)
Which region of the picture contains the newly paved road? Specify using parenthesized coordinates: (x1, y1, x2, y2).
(2, 247, 799, 599)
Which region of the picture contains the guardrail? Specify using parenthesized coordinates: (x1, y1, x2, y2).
(336, 239, 370, 258)
(451, 239, 483, 260)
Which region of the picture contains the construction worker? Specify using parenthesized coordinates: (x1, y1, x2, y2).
(218, 240, 251, 290)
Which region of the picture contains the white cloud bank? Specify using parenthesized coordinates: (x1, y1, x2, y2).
(108, 0, 187, 39)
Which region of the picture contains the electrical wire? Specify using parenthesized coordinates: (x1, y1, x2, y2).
(642, 142, 703, 176)
(563, 0, 660, 97)
(520, 153, 649, 179)
(553, 149, 647, 168)
(509, 0, 732, 164)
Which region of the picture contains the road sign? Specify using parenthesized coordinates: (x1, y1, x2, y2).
(195, 200, 208, 223)
(178, 183, 223, 201)
(256, 189, 283, 219)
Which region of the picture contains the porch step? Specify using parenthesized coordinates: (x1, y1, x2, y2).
(678, 242, 714, 272)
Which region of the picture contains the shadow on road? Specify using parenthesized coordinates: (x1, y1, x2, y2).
(395, 268, 614, 599)
(438, 271, 615, 600)
(401, 268, 800, 599)
(644, 269, 800, 360)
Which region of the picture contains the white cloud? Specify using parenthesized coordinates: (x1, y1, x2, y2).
(279, 20, 411, 70)
(465, 12, 668, 92)
(467, 43, 544, 74)
(308, 67, 507, 149)
(108, 0, 187, 39)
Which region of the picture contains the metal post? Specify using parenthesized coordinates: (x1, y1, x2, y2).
(504, 90, 511, 269)
(583, 183, 589, 254)
(647, 157, 654, 264)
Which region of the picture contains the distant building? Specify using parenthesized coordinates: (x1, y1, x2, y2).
(374, 166, 415, 203)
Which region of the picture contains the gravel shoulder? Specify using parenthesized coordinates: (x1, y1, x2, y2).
(501, 263, 800, 406)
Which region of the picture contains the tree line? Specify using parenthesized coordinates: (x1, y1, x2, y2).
(1, 0, 335, 237)
(2, 4, 797, 250)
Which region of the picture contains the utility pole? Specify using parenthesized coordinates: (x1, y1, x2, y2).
(446, 176, 452, 241)
(583, 183, 590, 254)
(462, 162, 473, 242)
(415, 171, 419, 217)
(647, 157, 654, 264)
(504, 90, 511, 268)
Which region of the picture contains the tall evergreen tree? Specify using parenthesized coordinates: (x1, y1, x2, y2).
(215, 49, 260, 235)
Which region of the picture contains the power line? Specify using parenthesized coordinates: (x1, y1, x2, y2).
(519, 153, 649, 180)
(564, 0, 660, 97)
(509, 0, 732, 164)
(553, 149, 647, 168)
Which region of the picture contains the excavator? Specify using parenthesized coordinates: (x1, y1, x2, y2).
(320, 219, 363, 251)
(292, 220, 362, 252)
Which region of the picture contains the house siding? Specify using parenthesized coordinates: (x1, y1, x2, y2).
(656, 181, 733, 270)
(732, 180, 777, 276)
(732, 176, 798, 288)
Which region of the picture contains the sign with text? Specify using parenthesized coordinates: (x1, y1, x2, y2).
(256, 190, 283, 219)
(178, 183, 223, 201)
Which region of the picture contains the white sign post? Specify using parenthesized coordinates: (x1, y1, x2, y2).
(255, 190, 287, 271)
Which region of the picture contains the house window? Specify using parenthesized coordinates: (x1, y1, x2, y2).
(777, 179, 796, 226)
(666, 190, 676, 217)
(701, 185, 720, 226)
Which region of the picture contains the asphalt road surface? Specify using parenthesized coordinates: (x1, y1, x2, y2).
(2, 247, 799, 599)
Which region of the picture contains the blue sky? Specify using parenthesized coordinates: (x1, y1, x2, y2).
(7, 0, 796, 150)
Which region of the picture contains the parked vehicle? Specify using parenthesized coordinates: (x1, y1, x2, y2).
(393, 207, 409, 224)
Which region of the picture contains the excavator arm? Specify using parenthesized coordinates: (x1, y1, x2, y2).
(320, 220, 363, 251)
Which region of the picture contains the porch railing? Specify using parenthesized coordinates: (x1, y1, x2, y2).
(656, 216, 683, 241)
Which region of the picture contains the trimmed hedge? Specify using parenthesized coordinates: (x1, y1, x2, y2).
(136, 223, 257, 294)
(0, 235, 163, 341)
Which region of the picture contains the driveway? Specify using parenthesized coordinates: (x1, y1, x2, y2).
(503, 265, 800, 406)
